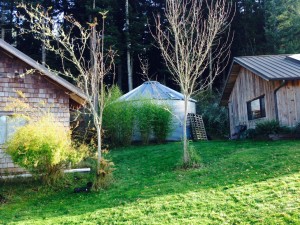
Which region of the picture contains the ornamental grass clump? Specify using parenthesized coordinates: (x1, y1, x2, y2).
(151, 103, 173, 143)
(103, 86, 135, 146)
(136, 101, 173, 144)
(5, 115, 85, 185)
(136, 101, 155, 144)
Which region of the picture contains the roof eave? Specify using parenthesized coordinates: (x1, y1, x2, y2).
(0, 39, 87, 105)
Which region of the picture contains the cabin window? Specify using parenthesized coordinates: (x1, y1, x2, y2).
(0, 114, 27, 145)
(247, 96, 266, 120)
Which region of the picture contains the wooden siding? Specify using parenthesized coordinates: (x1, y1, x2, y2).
(228, 68, 300, 136)
(228, 68, 277, 135)
(0, 52, 70, 175)
(276, 80, 300, 127)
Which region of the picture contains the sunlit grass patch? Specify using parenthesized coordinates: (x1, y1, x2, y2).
(1, 140, 300, 224)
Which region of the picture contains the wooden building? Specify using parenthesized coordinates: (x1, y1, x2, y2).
(221, 54, 300, 138)
(0, 39, 86, 175)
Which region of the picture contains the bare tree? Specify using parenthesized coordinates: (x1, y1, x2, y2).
(18, 4, 115, 171)
(154, 0, 232, 165)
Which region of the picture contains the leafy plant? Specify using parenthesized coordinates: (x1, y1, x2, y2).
(103, 86, 135, 147)
(151, 104, 173, 143)
(136, 101, 155, 144)
(195, 90, 229, 138)
(255, 120, 282, 137)
(93, 150, 115, 190)
(5, 115, 86, 185)
(181, 144, 202, 169)
(136, 101, 173, 144)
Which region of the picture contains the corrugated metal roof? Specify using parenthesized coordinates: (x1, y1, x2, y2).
(119, 81, 197, 102)
(234, 54, 300, 80)
(220, 54, 300, 106)
(0, 39, 86, 104)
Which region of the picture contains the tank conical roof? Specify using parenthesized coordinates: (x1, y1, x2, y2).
(119, 81, 196, 102)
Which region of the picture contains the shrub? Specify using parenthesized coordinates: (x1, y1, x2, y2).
(104, 88, 173, 145)
(195, 90, 229, 138)
(242, 128, 257, 139)
(103, 86, 135, 146)
(103, 102, 135, 146)
(255, 120, 281, 137)
(136, 101, 155, 144)
(93, 150, 115, 190)
(151, 104, 173, 143)
(136, 101, 173, 144)
(243, 120, 293, 140)
(291, 122, 300, 136)
(181, 143, 202, 169)
(5, 115, 85, 185)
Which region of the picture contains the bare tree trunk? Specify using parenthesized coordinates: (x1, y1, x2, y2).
(42, 35, 46, 65)
(126, 0, 133, 91)
(96, 125, 102, 169)
(183, 95, 189, 164)
(209, 48, 213, 91)
(154, 0, 232, 166)
(42, 8, 46, 66)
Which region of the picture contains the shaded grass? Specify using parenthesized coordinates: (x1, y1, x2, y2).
(0, 140, 300, 224)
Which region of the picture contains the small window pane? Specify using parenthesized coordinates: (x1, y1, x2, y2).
(7, 117, 27, 139)
(0, 116, 27, 144)
(0, 116, 7, 144)
(251, 99, 261, 119)
(247, 96, 266, 120)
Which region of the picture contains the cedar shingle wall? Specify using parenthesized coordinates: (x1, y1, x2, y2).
(0, 52, 70, 175)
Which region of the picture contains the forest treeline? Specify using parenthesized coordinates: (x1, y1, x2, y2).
(1, 0, 300, 92)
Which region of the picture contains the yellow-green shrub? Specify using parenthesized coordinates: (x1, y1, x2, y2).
(5, 115, 85, 184)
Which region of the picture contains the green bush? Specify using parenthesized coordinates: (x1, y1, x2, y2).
(103, 88, 173, 146)
(243, 120, 293, 140)
(242, 128, 257, 139)
(5, 115, 85, 185)
(290, 122, 300, 136)
(195, 90, 229, 138)
(255, 120, 282, 137)
(103, 86, 135, 146)
(151, 104, 173, 143)
(136, 101, 155, 144)
(136, 101, 173, 144)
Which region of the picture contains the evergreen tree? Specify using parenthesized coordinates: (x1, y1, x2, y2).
(231, 0, 267, 56)
(265, 0, 300, 54)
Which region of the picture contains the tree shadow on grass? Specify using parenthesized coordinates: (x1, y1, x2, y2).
(1, 140, 300, 223)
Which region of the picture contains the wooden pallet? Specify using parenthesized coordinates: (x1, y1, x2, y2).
(188, 113, 208, 141)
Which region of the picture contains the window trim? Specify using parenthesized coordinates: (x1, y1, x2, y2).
(0, 111, 14, 116)
(247, 95, 266, 120)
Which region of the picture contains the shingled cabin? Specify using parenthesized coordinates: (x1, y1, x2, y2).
(221, 54, 300, 138)
(0, 39, 86, 175)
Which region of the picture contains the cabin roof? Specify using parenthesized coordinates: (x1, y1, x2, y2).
(0, 39, 86, 105)
(220, 54, 300, 106)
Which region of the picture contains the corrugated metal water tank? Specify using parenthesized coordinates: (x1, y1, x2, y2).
(118, 81, 196, 141)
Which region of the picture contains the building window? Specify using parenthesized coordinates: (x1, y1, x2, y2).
(0, 114, 27, 145)
(247, 96, 266, 120)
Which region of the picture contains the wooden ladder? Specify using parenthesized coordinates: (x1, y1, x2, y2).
(188, 113, 208, 141)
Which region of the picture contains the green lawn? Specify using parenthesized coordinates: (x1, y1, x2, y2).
(1, 140, 300, 224)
